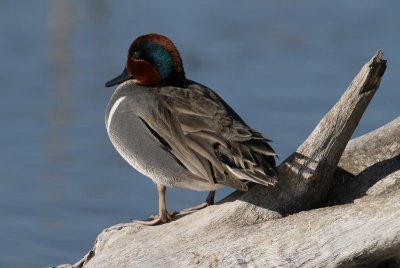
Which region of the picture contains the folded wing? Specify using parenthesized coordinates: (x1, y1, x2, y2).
(140, 81, 277, 191)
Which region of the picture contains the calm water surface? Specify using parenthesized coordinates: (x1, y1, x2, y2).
(0, 1, 399, 267)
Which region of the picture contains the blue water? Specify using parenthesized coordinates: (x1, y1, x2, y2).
(0, 1, 399, 267)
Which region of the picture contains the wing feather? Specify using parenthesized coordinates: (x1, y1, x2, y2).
(139, 82, 278, 190)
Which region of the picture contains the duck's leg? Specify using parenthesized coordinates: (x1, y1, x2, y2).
(134, 184, 177, 225)
(206, 190, 216, 205)
(181, 190, 215, 212)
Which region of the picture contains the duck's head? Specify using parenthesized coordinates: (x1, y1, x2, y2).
(105, 33, 186, 88)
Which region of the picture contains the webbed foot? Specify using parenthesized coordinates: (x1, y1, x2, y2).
(133, 210, 178, 226)
(181, 190, 215, 213)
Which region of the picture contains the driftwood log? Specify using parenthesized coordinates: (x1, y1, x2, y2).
(57, 51, 400, 268)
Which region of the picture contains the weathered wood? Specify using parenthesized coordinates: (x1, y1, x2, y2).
(272, 50, 386, 212)
(56, 52, 399, 268)
(328, 117, 400, 205)
(217, 50, 387, 221)
(80, 177, 400, 268)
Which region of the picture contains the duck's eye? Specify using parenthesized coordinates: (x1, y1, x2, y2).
(132, 51, 140, 59)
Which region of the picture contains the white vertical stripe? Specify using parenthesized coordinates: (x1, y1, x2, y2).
(107, 96, 126, 130)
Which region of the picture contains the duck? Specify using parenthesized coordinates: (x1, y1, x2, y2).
(105, 33, 277, 225)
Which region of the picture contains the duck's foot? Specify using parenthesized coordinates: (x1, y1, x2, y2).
(133, 210, 178, 226)
(132, 190, 215, 225)
(180, 202, 211, 213)
(181, 190, 215, 213)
